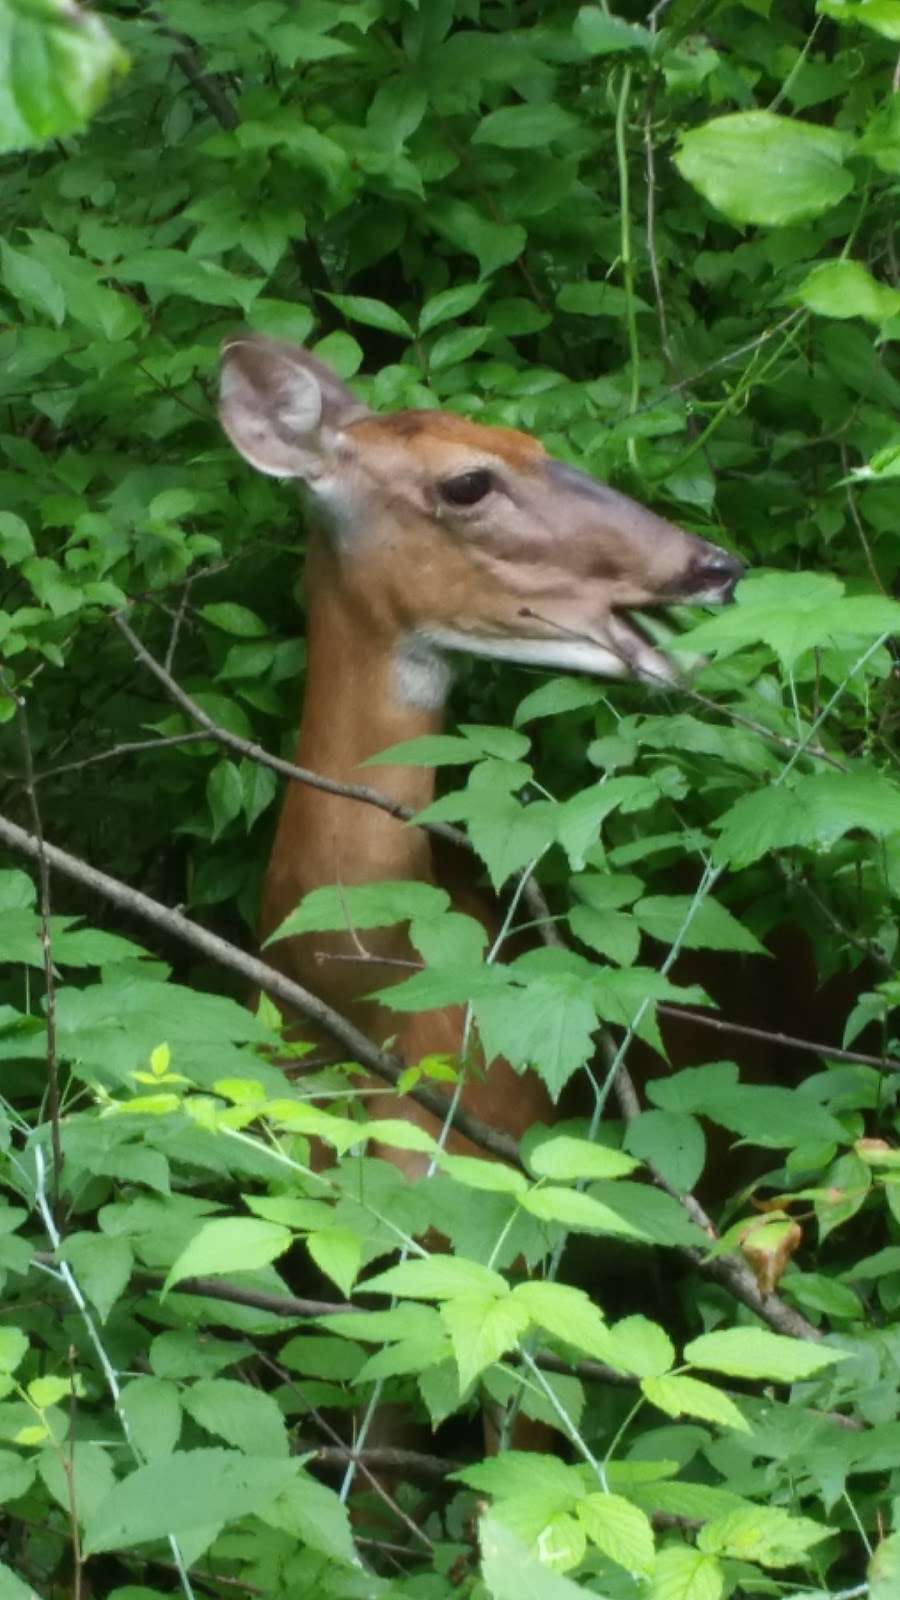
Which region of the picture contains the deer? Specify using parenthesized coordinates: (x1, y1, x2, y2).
(217, 333, 744, 1173)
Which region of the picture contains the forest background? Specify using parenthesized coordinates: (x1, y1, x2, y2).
(0, 2, 899, 1598)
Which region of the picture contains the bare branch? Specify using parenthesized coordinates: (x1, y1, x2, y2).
(659, 1001, 899, 1074)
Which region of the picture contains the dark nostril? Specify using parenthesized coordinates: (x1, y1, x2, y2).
(695, 550, 745, 594)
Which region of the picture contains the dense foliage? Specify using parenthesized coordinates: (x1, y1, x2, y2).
(0, 1, 899, 1597)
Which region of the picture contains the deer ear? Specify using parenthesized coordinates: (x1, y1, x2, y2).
(218, 333, 369, 481)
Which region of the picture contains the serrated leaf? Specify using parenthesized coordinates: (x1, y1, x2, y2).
(577, 1492, 655, 1576)
(514, 677, 602, 726)
(267, 880, 449, 943)
(82, 1449, 298, 1554)
(607, 1315, 675, 1379)
(0, 1329, 28, 1374)
(164, 1218, 292, 1294)
(635, 895, 766, 955)
(799, 258, 900, 323)
(713, 772, 900, 869)
(441, 1292, 530, 1389)
(521, 1186, 649, 1239)
(698, 1503, 830, 1566)
(438, 1154, 527, 1194)
(870, 1529, 900, 1600)
(642, 1374, 750, 1432)
(475, 975, 597, 1099)
(120, 1377, 181, 1460)
(650, 1546, 724, 1600)
(624, 1111, 706, 1193)
(510, 1281, 619, 1366)
(684, 1327, 847, 1381)
(529, 1135, 638, 1183)
(675, 111, 853, 226)
(59, 1233, 132, 1323)
(306, 1228, 362, 1298)
(480, 1516, 595, 1600)
(362, 1256, 508, 1302)
(182, 1377, 288, 1458)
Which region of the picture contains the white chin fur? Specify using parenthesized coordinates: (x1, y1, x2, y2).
(422, 626, 677, 685)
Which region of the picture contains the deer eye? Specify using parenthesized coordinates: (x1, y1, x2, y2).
(438, 468, 494, 507)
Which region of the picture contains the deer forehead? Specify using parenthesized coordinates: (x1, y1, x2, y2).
(346, 409, 547, 478)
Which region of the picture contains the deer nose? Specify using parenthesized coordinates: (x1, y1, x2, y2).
(691, 548, 745, 601)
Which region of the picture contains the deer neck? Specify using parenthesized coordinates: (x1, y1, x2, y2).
(259, 534, 448, 943)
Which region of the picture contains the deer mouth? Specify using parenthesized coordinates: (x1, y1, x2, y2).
(608, 608, 681, 685)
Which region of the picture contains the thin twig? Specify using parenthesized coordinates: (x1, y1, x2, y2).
(35, 731, 215, 784)
(257, 1352, 433, 1550)
(3, 670, 63, 1217)
(110, 607, 558, 941)
(841, 447, 887, 595)
(657, 1003, 899, 1074)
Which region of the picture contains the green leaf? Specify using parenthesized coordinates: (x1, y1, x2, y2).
(306, 1228, 362, 1298)
(38, 1440, 115, 1525)
(642, 1374, 750, 1432)
(429, 198, 526, 278)
(606, 1315, 675, 1379)
(568, 905, 641, 967)
(181, 1377, 288, 1458)
(429, 325, 488, 370)
(576, 1492, 655, 1576)
(799, 259, 900, 323)
(0, 1559, 41, 1599)
(521, 1186, 650, 1240)
(420, 282, 487, 333)
(574, 8, 654, 54)
(0, 0, 128, 153)
(0, 1328, 27, 1374)
(675, 111, 853, 226)
(695, 1083, 845, 1149)
(363, 1256, 508, 1302)
(120, 1378, 181, 1460)
(475, 975, 597, 1098)
(510, 1281, 619, 1366)
(557, 282, 647, 317)
(438, 1154, 528, 1194)
(473, 103, 580, 149)
(82, 1449, 298, 1554)
(649, 1546, 724, 1600)
(684, 1327, 848, 1381)
(529, 1135, 638, 1183)
(164, 1218, 292, 1293)
(514, 677, 602, 726)
(0, 513, 34, 564)
(713, 772, 900, 869)
(557, 776, 661, 868)
(698, 1503, 830, 1566)
(322, 293, 413, 339)
(59, 1233, 133, 1323)
(262, 1468, 359, 1567)
(624, 1111, 705, 1193)
(366, 733, 478, 765)
(206, 759, 244, 841)
(480, 1516, 595, 1600)
(818, 0, 900, 40)
(870, 1530, 900, 1600)
(635, 895, 766, 955)
(267, 880, 449, 943)
(441, 1292, 530, 1389)
(199, 603, 268, 637)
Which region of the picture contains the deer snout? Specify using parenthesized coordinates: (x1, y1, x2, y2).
(688, 546, 745, 603)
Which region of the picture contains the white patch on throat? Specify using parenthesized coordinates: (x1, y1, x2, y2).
(422, 625, 635, 682)
(393, 635, 454, 709)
